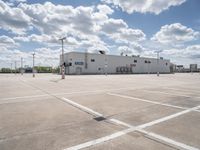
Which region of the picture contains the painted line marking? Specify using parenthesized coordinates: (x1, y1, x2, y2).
(0, 87, 136, 102)
(0, 94, 48, 101)
(64, 129, 129, 150)
(62, 97, 103, 117)
(163, 87, 200, 95)
(62, 97, 200, 150)
(107, 93, 188, 110)
(138, 129, 199, 150)
(142, 90, 200, 100)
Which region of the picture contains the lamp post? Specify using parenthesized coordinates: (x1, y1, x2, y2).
(21, 57, 23, 75)
(155, 50, 162, 76)
(59, 37, 66, 79)
(32, 53, 35, 77)
(15, 61, 17, 75)
(10, 63, 12, 74)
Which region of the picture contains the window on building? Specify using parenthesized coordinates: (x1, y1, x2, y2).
(166, 63, 168, 66)
(145, 60, 148, 63)
(91, 59, 95, 62)
(134, 60, 137, 63)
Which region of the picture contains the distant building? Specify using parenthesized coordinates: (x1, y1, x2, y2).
(190, 64, 198, 72)
(176, 65, 184, 72)
(61, 52, 171, 75)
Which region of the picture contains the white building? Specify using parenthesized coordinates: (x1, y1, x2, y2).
(61, 52, 170, 75)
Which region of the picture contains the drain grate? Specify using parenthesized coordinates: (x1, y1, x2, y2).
(93, 116, 106, 122)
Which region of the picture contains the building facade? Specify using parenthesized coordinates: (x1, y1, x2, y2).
(190, 64, 198, 72)
(61, 52, 171, 75)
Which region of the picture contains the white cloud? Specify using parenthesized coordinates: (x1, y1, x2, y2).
(118, 46, 133, 55)
(0, 35, 18, 47)
(0, 47, 61, 68)
(162, 44, 200, 59)
(97, 4, 114, 15)
(101, 18, 146, 43)
(118, 43, 146, 55)
(116, 28, 146, 43)
(0, 0, 31, 34)
(102, 0, 186, 15)
(151, 23, 199, 44)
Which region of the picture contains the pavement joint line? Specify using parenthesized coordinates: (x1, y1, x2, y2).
(142, 90, 200, 100)
(62, 97, 200, 150)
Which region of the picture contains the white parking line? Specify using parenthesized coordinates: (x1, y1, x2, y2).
(138, 129, 199, 150)
(108, 93, 200, 113)
(64, 129, 130, 150)
(143, 90, 200, 100)
(164, 87, 200, 95)
(0, 94, 48, 101)
(62, 97, 200, 150)
(108, 93, 188, 110)
(0, 87, 135, 102)
(62, 97, 103, 117)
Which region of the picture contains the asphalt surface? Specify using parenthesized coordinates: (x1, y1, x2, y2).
(0, 73, 200, 150)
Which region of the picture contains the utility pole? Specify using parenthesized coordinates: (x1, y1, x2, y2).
(156, 51, 161, 77)
(21, 57, 23, 75)
(59, 37, 66, 79)
(105, 54, 107, 76)
(15, 61, 17, 75)
(10, 63, 12, 74)
(156, 52, 159, 76)
(32, 53, 35, 77)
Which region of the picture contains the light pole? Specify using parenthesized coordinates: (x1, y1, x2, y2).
(156, 51, 162, 76)
(105, 54, 107, 76)
(10, 63, 12, 74)
(59, 37, 66, 79)
(15, 61, 17, 75)
(21, 57, 23, 75)
(32, 53, 35, 77)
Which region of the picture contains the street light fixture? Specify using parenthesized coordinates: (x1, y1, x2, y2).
(59, 37, 66, 79)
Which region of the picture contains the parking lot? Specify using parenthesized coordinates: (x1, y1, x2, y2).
(0, 73, 200, 150)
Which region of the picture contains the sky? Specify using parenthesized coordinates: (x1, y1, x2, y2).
(0, 0, 200, 68)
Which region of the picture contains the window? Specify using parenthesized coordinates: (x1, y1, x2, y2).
(145, 60, 148, 63)
(91, 59, 95, 62)
(166, 63, 168, 66)
(134, 60, 137, 63)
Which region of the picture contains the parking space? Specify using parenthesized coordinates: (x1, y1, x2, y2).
(84, 133, 175, 150)
(0, 73, 200, 150)
(146, 111, 200, 148)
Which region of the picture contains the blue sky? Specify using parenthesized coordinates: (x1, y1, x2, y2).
(0, 0, 200, 68)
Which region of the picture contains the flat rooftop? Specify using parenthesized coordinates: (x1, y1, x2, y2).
(0, 73, 200, 150)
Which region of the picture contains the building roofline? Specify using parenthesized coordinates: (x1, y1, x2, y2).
(64, 51, 170, 61)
